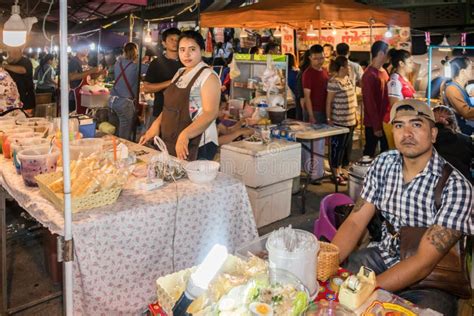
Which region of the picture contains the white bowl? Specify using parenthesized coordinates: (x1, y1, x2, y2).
(185, 160, 220, 184)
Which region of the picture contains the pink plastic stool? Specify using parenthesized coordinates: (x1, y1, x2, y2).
(313, 193, 353, 241)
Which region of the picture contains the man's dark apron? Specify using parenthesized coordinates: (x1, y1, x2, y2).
(160, 66, 207, 161)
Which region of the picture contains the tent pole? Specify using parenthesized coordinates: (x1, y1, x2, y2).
(98, 29, 102, 67)
(59, 0, 74, 315)
(427, 45, 433, 107)
(136, 6, 145, 140)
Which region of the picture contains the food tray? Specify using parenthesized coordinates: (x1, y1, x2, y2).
(156, 255, 243, 315)
(35, 172, 122, 213)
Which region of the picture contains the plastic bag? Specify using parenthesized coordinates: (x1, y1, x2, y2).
(229, 57, 241, 80)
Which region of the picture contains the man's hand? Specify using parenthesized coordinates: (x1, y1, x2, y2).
(308, 114, 316, 124)
(240, 128, 254, 138)
(376, 224, 462, 292)
(374, 130, 383, 138)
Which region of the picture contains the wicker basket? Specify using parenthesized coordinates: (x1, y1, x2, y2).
(35, 172, 122, 213)
(317, 242, 340, 282)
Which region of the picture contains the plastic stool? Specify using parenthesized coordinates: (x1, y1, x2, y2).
(314, 193, 353, 241)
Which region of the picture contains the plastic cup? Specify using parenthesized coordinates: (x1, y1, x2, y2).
(2, 130, 35, 158)
(11, 138, 50, 174)
(17, 146, 60, 187)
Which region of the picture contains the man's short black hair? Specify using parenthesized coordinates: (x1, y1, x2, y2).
(162, 28, 181, 42)
(370, 40, 389, 59)
(336, 43, 350, 56)
(309, 44, 323, 55)
(323, 43, 333, 50)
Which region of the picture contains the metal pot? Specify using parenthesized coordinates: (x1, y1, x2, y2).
(348, 156, 373, 201)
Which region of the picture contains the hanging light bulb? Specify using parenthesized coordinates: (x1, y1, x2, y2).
(274, 27, 282, 37)
(67, 46, 72, 53)
(307, 25, 317, 37)
(3, 0, 27, 47)
(439, 35, 451, 52)
(36, 47, 41, 53)
(54, 45, 59, 52)
(384, 26, 393, 38)
(240, 29, 248, 38)
(89, 43, 96, 51)
(144, 22, 152, 43)
(28, 47, 32, 53)
(332, 27, 337, 36)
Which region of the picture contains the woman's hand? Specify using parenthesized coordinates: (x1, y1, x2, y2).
(139, 129, 156, 145)
(175, 132, 190, 160)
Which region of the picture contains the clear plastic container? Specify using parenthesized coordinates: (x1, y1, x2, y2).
(2, 130, 36, 158)
(69, 138, 104, 160)
(266, 228, 319, 297)
(10, 138, 50, 174)
(17, 146, 60, 187)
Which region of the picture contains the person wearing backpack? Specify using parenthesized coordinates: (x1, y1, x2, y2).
(35, 54, 57, 101)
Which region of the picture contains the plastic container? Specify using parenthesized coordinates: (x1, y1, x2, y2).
(11, 138, 50, 174)
(16, 120, 50, 134)
(266, 228, 319, 297)
(69, 138, 104, 160)
(17, 146, 60, 187)
(16, 117, 48, 125)
(184, 160, 220, 184)
(2, 130, 36, 158)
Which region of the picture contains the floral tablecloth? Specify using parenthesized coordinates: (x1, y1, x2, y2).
(0, 156, 259, 315)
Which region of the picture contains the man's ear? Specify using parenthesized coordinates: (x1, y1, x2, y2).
(431, 125, 438, 143)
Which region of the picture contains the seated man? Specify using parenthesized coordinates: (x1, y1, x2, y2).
(332, 99, 472, 315)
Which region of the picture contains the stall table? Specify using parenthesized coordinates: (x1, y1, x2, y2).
(0, 142, 258, 315)
(295, 124, 350, 213)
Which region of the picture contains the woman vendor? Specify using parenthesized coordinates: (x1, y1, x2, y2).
(139, 31, 221, 160)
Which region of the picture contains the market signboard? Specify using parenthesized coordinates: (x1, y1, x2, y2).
(281, 26, 295, 55)
(296, 27, 411, 52)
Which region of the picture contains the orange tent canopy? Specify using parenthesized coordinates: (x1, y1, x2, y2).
(201, 0, 410, 29)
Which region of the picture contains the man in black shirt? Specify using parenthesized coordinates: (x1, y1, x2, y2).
(143, 28, 182, 122)
(3, 47, 36, 111)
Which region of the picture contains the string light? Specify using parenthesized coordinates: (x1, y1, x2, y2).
(144, 21, 152, 43)
(384, 26, 393, 38)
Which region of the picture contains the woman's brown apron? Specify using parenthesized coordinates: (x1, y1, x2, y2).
(160, 66, 207, 161)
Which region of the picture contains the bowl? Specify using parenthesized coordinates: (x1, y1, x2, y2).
(267, 106, 286, 124)
(184, 160, 220, 184)
(17, 146, 60, 187)
(70, 138, 104, 160)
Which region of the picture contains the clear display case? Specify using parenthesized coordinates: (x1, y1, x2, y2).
(230, 53, 288, 108)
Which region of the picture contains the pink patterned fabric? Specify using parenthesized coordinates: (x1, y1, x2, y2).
(0, 157, 258, 315)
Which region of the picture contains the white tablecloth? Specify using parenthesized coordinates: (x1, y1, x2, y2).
(0, 156, 258, 315)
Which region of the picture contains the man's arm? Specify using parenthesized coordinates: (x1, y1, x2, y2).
(3, 64, 26, 75)
(332, 197, 377, 262)
(303, 88, 315, 123)
(68, 67, 104, 82)
(376, 224, 461, 292)
(142, 80, 172, 94)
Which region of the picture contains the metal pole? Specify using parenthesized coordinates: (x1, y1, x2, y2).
(136, 7, 145, 139)
(98, 29, 102, 67)
(427, 45, 433, 107)
(0, 187, 7, 315)
(59, 0, 74, 315)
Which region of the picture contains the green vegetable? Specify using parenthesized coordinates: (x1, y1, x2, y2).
(272, 294, 283, 303)
(292, 291, 308, 316)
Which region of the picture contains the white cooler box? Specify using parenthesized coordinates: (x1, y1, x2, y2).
(246, 179, 293, 228)
(220, 140, 301, 188)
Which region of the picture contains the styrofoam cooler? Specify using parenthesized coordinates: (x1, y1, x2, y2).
(246, 179, 293, 227)
(221, 140, 301, 227)
(300, 139, 325, 179)
(220, 140, 301, 188)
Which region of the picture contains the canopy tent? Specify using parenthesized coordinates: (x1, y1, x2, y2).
(201, 0, 410, 29)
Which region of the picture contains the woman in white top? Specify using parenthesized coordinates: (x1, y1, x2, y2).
(139, 31, 221, 161)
